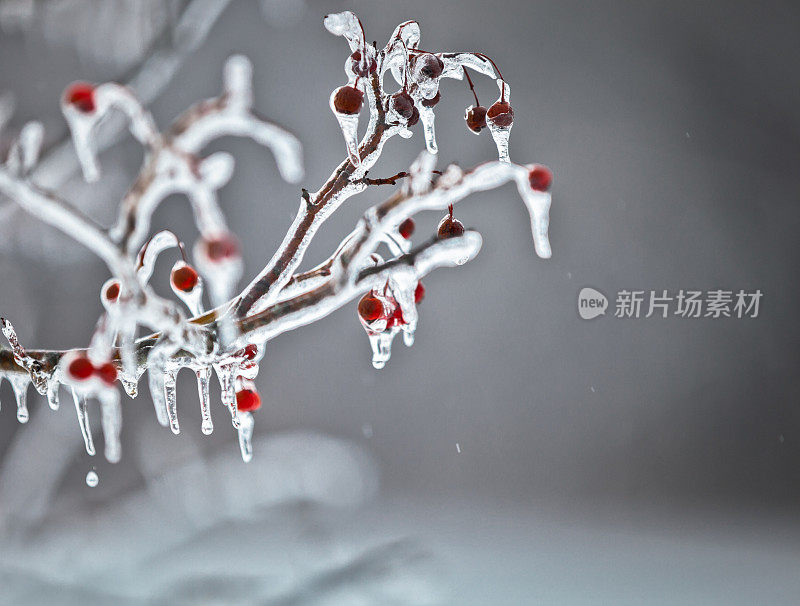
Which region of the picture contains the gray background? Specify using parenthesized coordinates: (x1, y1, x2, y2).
(0, 1, 799, 603)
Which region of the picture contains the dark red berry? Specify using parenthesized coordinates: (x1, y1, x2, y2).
(358, 293, 385, 322)
(241, 344, 258, 360)
(398, 218, 415, 239)
(465, 105, 487, 133)
(68, 356, 94, 381)
(65, 83, 95, 113)
(236, 389, 261, 412)
(420, 92, 441, 108)
(333, 85, 364, 115)
(414, 282, 425, 304)
(104, 281, 120, 302)
(528, 166, 553, 192)
(96, 362, 117, 386)
(390, 91, 416, 121)
(204, 234, 239, 262)
(487, 101, 514, 128)
(171, 265, 199, 291)
(350, 50, 377, 78)
(408, 106, 420, 127)
(416, 54, 444, 79)
(437, 216, 465, 239)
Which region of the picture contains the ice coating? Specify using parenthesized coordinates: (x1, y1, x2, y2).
(236, 411, 254, 463)
(486, 80, 513, 163)
(419, 105, 438, 154)
(99, 390, 122, 463)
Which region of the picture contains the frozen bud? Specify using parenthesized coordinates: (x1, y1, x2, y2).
(64, 83, 96, 113)
(349, 50, 377, 77)
(528, 165, 553, 192)
(465, 105, 488, 133)
(487, 100, 514, 128)
(170, 263, 199, 292)
(333, 85, 364, 115)
(398, 218, 415, 239)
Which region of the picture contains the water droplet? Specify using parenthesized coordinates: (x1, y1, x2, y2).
(85, 470, 99, 487)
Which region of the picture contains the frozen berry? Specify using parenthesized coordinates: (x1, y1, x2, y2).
(350, 50, 377, 77)
(204, 234, 239, 262)
(398, 218, 415, 239)
(171, 264, 199, 291)
(420, 92, 441, 108)
(387, 304, 405, 328)
(465, 105, 487, 133)
(414, 282, 425, 304)
(65, 83, 95, 113)
(241, 344, 258, 360)
(68, 356, 94, 381)
(437, 206, 465, 239)
(104, 280, 120, 302)
(236, 388, 261, 412)
(487, 100, 514, 128)
(408, 105, 420, 127)
(358, 293, 385, 322)
(528, 165, 553, 192)
(333, 85, 364, 115)
(416, 54, 444, 79)
(95, 362, 117, 386)
(390, 91, 416, 121)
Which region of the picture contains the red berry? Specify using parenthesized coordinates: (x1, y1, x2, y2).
(387, 304, 405, 328)
(350, 50, 377, 78)
(408, 105, 420, 127)
(171, 264, 199, 291)
(241, 344, 258, 360)
(96, 362, 117, 386)
(528, 166, 553, 192)
(487, 101, 514, 128)
(333, 85, 364, 115)
(358, 293, 385, 322)
(65, 83, 95, 113)
(465, 105, 487, 133)
(236, 388, 261, 412)
(416, 54, 444, 79)
(414, 282, 425, 304)
(204, 234, 239, 262)
(437, 216, 465, 239)
(68, 356, 94, 381)
(420, 91, 441, 108)
(398, 218, 415, 239)
(104, 281, 120, 302)
(390, 91, 416, 121)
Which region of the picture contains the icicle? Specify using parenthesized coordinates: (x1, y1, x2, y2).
(330, 91, 362, 166)
(120, 375, 138, 399)
(236, 411, 254, 463)
(214, 362, 240, 427)
(8, 374, 29, 423)
(46, 379, 60, 410)
(72, 388, 96, 456)
(195, 365, 214, 435)
(486, 80, 513, 163)
(419, 106, 438, 154)
(99, 391, 122, 463)
(368, 331, 397, 369)
(163, 369, 180, 435)
(85, 470, 99, 487)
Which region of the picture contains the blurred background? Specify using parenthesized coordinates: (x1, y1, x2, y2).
(1, 0, 799, 603)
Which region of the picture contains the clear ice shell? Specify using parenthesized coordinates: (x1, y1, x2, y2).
(486, 80, 513, 163)
(72, 388, 96, 456)
(329, 89, 362, 166)
(195, 365, 214, 435)
(99, 391, 122, 463)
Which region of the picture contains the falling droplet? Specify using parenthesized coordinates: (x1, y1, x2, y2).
(72, 388, 96, 456)
(236, 411, 254, 463)
(196, 365, 214, 435)
(85, 470, 99, 488)
(163, 369, 179, 435)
